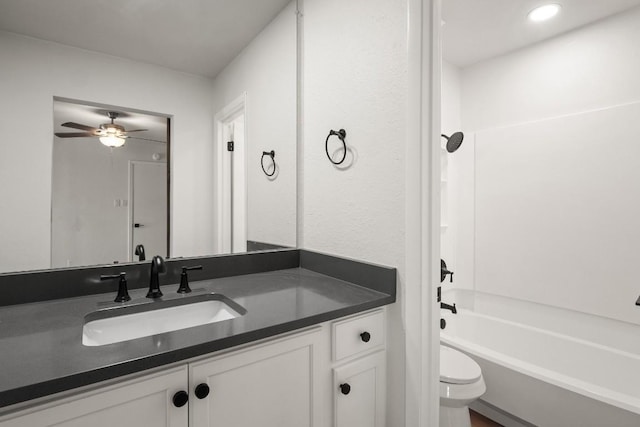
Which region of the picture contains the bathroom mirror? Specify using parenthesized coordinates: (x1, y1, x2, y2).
(0, 0, 298, 273)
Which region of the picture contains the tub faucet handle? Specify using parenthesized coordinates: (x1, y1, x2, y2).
(441, 259, 454, 283)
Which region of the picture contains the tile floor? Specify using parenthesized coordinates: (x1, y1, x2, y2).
(470, 410, 503, 427)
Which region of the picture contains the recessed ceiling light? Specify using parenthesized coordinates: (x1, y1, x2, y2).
(528, 4, 561, 22)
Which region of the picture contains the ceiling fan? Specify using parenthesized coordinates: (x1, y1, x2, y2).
(54, 111, 161, 147)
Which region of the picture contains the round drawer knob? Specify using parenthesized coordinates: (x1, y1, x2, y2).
(172, 390, 189, 407)
(360, 331, 371, 342)
(339, 383, 351, 395)
(195, 383, 210, 399)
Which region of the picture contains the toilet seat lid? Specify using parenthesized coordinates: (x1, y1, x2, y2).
(440, 346, 481, 385)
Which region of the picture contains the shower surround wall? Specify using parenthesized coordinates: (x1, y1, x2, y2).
(448, 6, 640, 325)
(440, 62, 458, 267)
(441, 61, 475, 291)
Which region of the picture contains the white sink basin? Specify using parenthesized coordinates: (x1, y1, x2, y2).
(82, 293, 246, 346)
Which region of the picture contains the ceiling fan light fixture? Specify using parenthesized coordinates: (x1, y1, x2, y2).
(100, 135, 126, 148)
(102, 124, 124, 133)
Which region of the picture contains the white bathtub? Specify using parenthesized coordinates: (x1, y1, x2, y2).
(440, 289, 640, 427)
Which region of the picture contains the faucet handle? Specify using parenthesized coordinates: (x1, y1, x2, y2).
(440, 259, 454, 283)
(178, 265, 203, 294)
(100, 273, 123, 280)
(100, 272, 131, 303)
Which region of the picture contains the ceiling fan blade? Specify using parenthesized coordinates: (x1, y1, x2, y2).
(54, 132, 96, 138)
(126, 136, 166, 143)
(61, 122, 99, 132)
(124, 129, 149, 133)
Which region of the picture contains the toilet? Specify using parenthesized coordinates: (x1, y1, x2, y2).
(439, 346, 486, 427)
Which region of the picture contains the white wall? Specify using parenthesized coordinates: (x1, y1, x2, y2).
(211, 2, 297, 249)
(51, 137, 166, 268)
(441, 62, 462, 139)
(0, 30, 214, 273)
(453, 7, 640, 324)
(441, 61, 476, 290)
(462, 7, 640, 131)
(302, 0, 407, 424)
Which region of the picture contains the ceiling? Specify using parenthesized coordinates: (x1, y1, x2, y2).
(443, 0, 640, 67)
(3, 1, 638, 75)
(54, 100, 168, 144)
(0, 0, 291, 78)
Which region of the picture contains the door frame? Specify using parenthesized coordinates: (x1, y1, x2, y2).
(406, 0, 441, 425)
(214, 93, 248, 254)
(128, 160, 168, 261)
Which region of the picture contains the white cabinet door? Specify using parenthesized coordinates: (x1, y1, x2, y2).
(333, 351, 386, 427)
(189, 329, 321, 427)
(0, 366, 188, 427)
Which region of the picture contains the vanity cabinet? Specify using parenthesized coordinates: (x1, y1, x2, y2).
(0, 366, 189, 427)
(331, 310, 386, 427)
(0, 310, 386, 427)
(0, 329, 320, 427)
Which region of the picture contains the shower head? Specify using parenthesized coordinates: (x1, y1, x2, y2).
(441, 132, 464, 153)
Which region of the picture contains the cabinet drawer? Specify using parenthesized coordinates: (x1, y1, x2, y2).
(333, 309, 385, 362)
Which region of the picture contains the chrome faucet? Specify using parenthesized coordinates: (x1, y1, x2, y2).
(147, 255, 166, 299)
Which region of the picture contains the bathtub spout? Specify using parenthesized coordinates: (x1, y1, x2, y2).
(441, 301, 457, 314)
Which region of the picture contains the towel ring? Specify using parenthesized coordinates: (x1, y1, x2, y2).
(261, 150, 276, 177)
(325, 129, 347, 165)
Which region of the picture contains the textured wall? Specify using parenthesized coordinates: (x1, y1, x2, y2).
(302, 0, 408, 424)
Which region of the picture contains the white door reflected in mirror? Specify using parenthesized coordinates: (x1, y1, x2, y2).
(130, 161, 168, 262)
(217, 96, 248, 254)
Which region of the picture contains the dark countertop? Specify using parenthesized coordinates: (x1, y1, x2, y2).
(0, 267, 394, 410)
